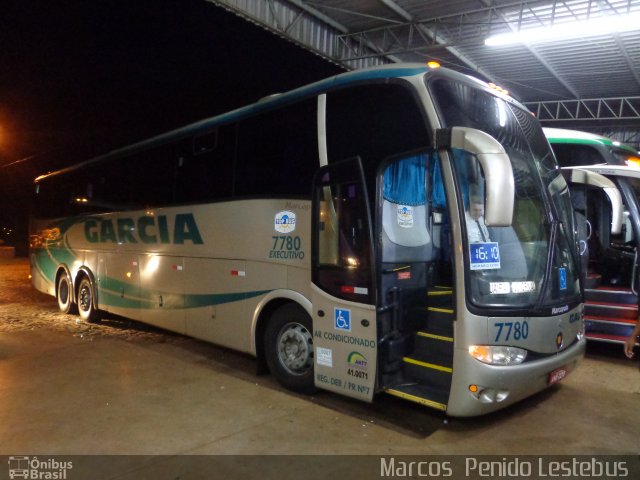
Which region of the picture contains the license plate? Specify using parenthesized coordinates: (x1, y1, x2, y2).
(548, 367, 568, 385)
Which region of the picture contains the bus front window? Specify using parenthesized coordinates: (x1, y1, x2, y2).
(451, 148, 545, 308)
(430, 77, 581, 311)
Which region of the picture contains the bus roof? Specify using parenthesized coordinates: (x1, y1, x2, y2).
(35, 63, 519, 183)
(543, 127, 637, 154)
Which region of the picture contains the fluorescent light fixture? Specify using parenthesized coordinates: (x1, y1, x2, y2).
(485, 12, 640, 46)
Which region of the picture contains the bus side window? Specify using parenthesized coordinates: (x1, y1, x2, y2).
(235, 98, 318, 197)
(192, 130, 218, 155)
(318, 182, 370, 272)
(315, 165, 373, 304)
(318, 193, 339, 266)
(325, 83, 429, 176)
(551, 144, 605, 167)
(176, 124, 235, 204)
(127, 146, 177, 208)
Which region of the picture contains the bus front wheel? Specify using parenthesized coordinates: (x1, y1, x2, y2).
(77, 277, 100, 323)
(264, 304, 316, 394)
(56, 271, 77, 314)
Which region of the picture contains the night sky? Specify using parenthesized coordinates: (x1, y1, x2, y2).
(0, 0, 343, 251)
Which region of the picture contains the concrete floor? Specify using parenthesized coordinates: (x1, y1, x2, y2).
(1, 258, 639, 478)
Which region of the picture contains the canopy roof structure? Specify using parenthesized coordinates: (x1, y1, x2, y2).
(210, 0, 640, 145)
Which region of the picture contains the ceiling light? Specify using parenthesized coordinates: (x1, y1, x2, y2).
(485, 13, 640, 46)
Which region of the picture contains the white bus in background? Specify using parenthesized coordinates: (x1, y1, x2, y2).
(546, 127, 640, 347)
(30, 64, 585, 417)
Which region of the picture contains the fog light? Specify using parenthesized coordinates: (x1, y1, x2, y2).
(468, 384, 510, 403)
(469, 345, 527, 365)
(479, 388, 510, 403)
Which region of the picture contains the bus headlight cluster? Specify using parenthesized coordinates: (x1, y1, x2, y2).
(468, 345, 527, 365)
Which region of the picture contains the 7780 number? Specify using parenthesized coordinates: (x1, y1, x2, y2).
(494, 321, 529, 342)
(272, 235, 301, 250)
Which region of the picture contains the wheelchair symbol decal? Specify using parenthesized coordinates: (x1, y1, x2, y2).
(559, 267, 567, 291)
(334, 308, 351, 332)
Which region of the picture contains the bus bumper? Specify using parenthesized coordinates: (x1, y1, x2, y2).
(445, 336, 586, 417)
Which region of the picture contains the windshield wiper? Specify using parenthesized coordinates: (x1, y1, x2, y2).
(531, 219, 559, 314)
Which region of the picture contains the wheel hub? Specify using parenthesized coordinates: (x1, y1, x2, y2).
(59, 281, 69, 303)
(79, 286, 91, 312)
(277, 323, 313, 374)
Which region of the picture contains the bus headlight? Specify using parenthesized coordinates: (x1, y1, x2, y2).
(469, 345, 528, 365)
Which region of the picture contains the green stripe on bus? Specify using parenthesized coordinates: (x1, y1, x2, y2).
(97, 284, 273, 310)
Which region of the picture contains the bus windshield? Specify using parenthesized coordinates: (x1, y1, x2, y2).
(429, 78, 581, 311)
(625, 176, 640, 201)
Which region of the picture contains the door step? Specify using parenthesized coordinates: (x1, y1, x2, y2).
(584, 273, 602, 289)
(421, 306, 455, 338)
(585, 332, 634, 344)
(584, 301, 638, 319)
(585, 287, 637, 304)
(401, 356, 452, 392)
(584, 315, 637, 326)
(584, 315, 637, 340)
(385, 287, 455, 411)
(385, 383, 448, 411)
(415, 330, 454, 363)
(583, 286, 638, 342)
(397, 327, 454, 402)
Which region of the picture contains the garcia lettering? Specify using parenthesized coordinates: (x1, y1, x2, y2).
(84, 213, 203, 245)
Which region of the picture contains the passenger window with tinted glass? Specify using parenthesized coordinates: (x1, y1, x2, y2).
(314, 160, 373, 304)
(318, 181, 371, 271)
(176, 124, 235, 203)
(551, 144, 604, 167)
(325, 83, 429, 173)
(235, 99, 318, 197)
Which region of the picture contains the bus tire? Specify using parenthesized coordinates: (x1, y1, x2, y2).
(77, 276, 100, 323)
(56, 271, 77, 314)
(264, 303, 316, 394)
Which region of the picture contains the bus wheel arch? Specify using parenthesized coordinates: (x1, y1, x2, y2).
(262, 301, 317, 394)
(255, 299, 287, 375)
(55, 267, 77, 314)
(75, 269, 100, 323)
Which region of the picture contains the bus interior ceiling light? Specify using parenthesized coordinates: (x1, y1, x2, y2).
(484, 12, 640, 46)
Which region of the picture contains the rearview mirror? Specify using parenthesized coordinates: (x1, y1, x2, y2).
(562, 167, 623, 235)
(436, 127, 514, 226)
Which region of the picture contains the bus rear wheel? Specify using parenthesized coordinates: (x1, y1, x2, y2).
(264, 304, 316, 394)
(77, 277, 100, 323)
(56, 271, 77, 314)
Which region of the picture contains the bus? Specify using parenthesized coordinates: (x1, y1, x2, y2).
(545, 127, 640, 346)
(30, 64, 585, 417)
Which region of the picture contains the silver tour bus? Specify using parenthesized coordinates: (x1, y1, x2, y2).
(31, 64, 585, 416)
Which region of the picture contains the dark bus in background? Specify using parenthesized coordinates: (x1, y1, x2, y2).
(545, 127, 640, 347)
